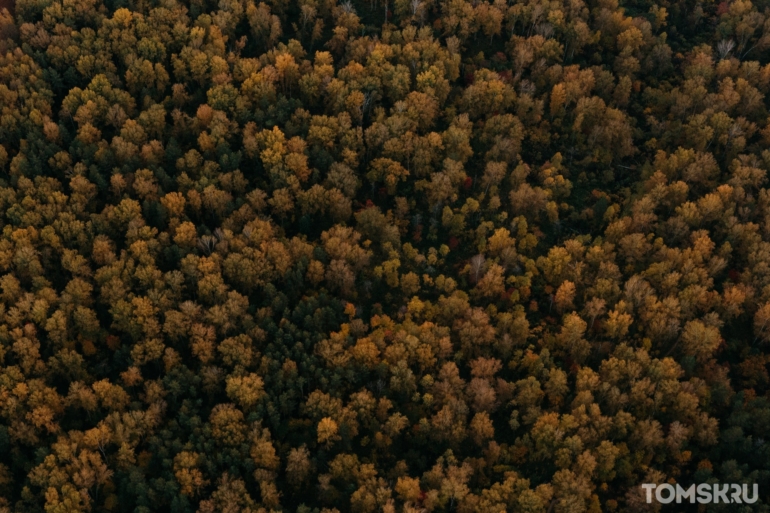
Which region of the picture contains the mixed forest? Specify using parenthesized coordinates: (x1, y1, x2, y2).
(0, 0, 769, 509)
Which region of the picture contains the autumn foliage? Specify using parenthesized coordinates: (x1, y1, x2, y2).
(0, 0, 769, 511)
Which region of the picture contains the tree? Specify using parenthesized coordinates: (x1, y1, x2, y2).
(1, 0, 769, 510)
(317, 417, 340, 448)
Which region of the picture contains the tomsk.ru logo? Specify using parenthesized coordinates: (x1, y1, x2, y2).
(642, 483, 759, 504)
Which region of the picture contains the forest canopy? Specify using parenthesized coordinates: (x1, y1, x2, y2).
(0, 0, 769, 510)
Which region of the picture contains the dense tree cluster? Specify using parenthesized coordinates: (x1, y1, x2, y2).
(0, 0, 769, 510)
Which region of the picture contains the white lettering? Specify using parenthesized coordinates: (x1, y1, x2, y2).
(730, 484, 742, 504)
(656, 484, 675, 504)
(713, 484, 730, 503)
(644, 482, 755, 504)
(676, 484, 696, 503)
(743, 484, 759, 504)
(697, 483, 712, 504)
(642, 484, 656, 503)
